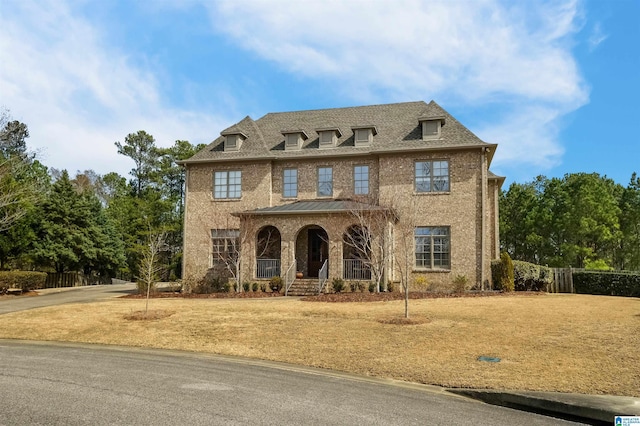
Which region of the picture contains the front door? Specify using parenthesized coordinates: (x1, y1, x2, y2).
(307, 228, 328, 278)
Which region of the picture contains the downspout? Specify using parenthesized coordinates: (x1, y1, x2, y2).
(481, 148, 488, 289)
(182, 166, 189, 280)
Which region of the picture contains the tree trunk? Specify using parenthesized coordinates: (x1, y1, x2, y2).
(404, 280, 409, 318)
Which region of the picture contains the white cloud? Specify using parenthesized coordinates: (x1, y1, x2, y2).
(588, 22, 608, 51)
(0, 0, 228, 177)
(205, 0, 589, 173)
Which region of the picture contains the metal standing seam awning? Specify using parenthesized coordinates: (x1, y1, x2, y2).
(231, 199, 394, 217)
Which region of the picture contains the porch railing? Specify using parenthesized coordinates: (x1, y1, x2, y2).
(343, 259, 372, 280)
(318, 259, 328, 294)
(284, 260, 296, 296)
(256, 259, 280, 279)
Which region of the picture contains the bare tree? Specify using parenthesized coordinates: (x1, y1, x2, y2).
(389, 195, 421, 319)
(343, 195, 396, 292)
(137, 230, 167, 313)
(208, 214, 259, 292)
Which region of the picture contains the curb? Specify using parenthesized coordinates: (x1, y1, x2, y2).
(448, 389, 640, 425)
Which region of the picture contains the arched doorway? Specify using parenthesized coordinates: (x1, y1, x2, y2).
(256, 225, 281, 278)
(295, 225, 329, 278)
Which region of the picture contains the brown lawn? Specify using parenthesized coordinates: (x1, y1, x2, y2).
(0, 293, 638, 397)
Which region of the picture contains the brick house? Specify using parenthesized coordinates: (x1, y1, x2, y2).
(180, 101, 504, 293)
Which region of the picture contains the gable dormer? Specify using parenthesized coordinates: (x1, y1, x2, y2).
(418, 116, 445, 140)
(351, 125, 377, 147)
(281, 130, 309, 151)
(315, 127, 342, 149)
(220, 130, 247, 151)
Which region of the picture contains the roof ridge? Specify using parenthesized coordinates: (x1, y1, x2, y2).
(260, 100, 429, 118)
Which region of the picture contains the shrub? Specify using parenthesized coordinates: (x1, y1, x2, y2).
(413, 276, 428, 292)
(252, 282, 259, 292)
(368, 282, 376, 293)
(192, 269, 230, 294)
(512, 260, 548, 291)
(387, 281, 395, 292)
(349, 281, 366, 292)
(259, 282, 267, 292)
(242, 281, 251, 292)
(332, 277, 345, 293)
(452, 274, 469, 293)
(269, 276, 283, 293)
(136, 281, 156, 295)
(0, 271, 47, 294)
(491, 252, 514, 292)
(574, 270, 640, 297)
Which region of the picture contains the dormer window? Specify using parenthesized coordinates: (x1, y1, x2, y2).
(351, 126, 377, 147)
(419, 116, 445, 140)
(221, 131, 246, 151)
(282, 130, 308, 151)
(315, 127, 342, 149)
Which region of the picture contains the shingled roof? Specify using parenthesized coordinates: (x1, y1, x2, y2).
(183, 100, 495, 164)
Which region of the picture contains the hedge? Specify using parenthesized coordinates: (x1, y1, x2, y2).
(512, 260, 553, 292)
(491, 252, 515, 291)
(0, 271, 47, 294)
(573, 271, 640, 297)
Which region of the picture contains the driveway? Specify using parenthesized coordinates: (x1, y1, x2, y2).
(0, 340, 584, 425)
(0, 283, 137, 315)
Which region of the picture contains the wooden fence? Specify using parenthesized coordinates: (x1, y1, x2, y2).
(549, 268, 574, 293)
(45, 272, 111, 288)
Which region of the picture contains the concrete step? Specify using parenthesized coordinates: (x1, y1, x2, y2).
(287, 279, 321, 296)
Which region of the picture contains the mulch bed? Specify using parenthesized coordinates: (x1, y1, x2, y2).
(121, 291, 282, 299)
(301, 291, 526, 302)
(121, 290, 545, 301)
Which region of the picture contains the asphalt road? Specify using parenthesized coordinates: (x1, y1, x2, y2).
(0, 341, 585, 425)
(0, 283, 137, 315)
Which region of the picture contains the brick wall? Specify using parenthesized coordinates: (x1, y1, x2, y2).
(183, 148, 498, 290)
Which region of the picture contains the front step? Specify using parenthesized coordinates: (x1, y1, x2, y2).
(287, 278, 322, 296)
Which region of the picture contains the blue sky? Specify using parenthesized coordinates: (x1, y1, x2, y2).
(1, 0, 638, 187)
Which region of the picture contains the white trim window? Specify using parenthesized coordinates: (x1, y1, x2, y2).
(354, 165, 369, 195)
(415, 160, 449, 192)
(211, 229, 240, 267)
(415, 227, 450, 269)
(283, 168, 298, 198)
(317, 167, 333, 197)
(214, 170, 242, 199)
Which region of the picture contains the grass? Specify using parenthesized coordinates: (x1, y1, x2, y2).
(0, 293, 638, 397)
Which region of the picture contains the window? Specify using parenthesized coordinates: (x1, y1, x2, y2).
(317, 167, 333, 197)
(354, 165, 369, 195)
(415, 227, 450, 269)
(415, 160, 449, 192)
(283, 168, 298, 198)
(214, 170, 241, 199)
(211, 229, 239, 266)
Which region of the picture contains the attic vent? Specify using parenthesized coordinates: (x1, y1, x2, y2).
(351, 126, 377, 147)
(220, 131, 247, 151)
(418, 116, 445, 141)
(315, 127, 342, 149)
(226, 135, 238, 150)
(281, 130, 309, 151)
(320, 131, 333, 146)
(286, 134, 299, 149)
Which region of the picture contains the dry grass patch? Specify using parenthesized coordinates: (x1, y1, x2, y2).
(377, 317, 429, 325)
(0, 294, 638, 397)
(123, 309, 175, 321)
